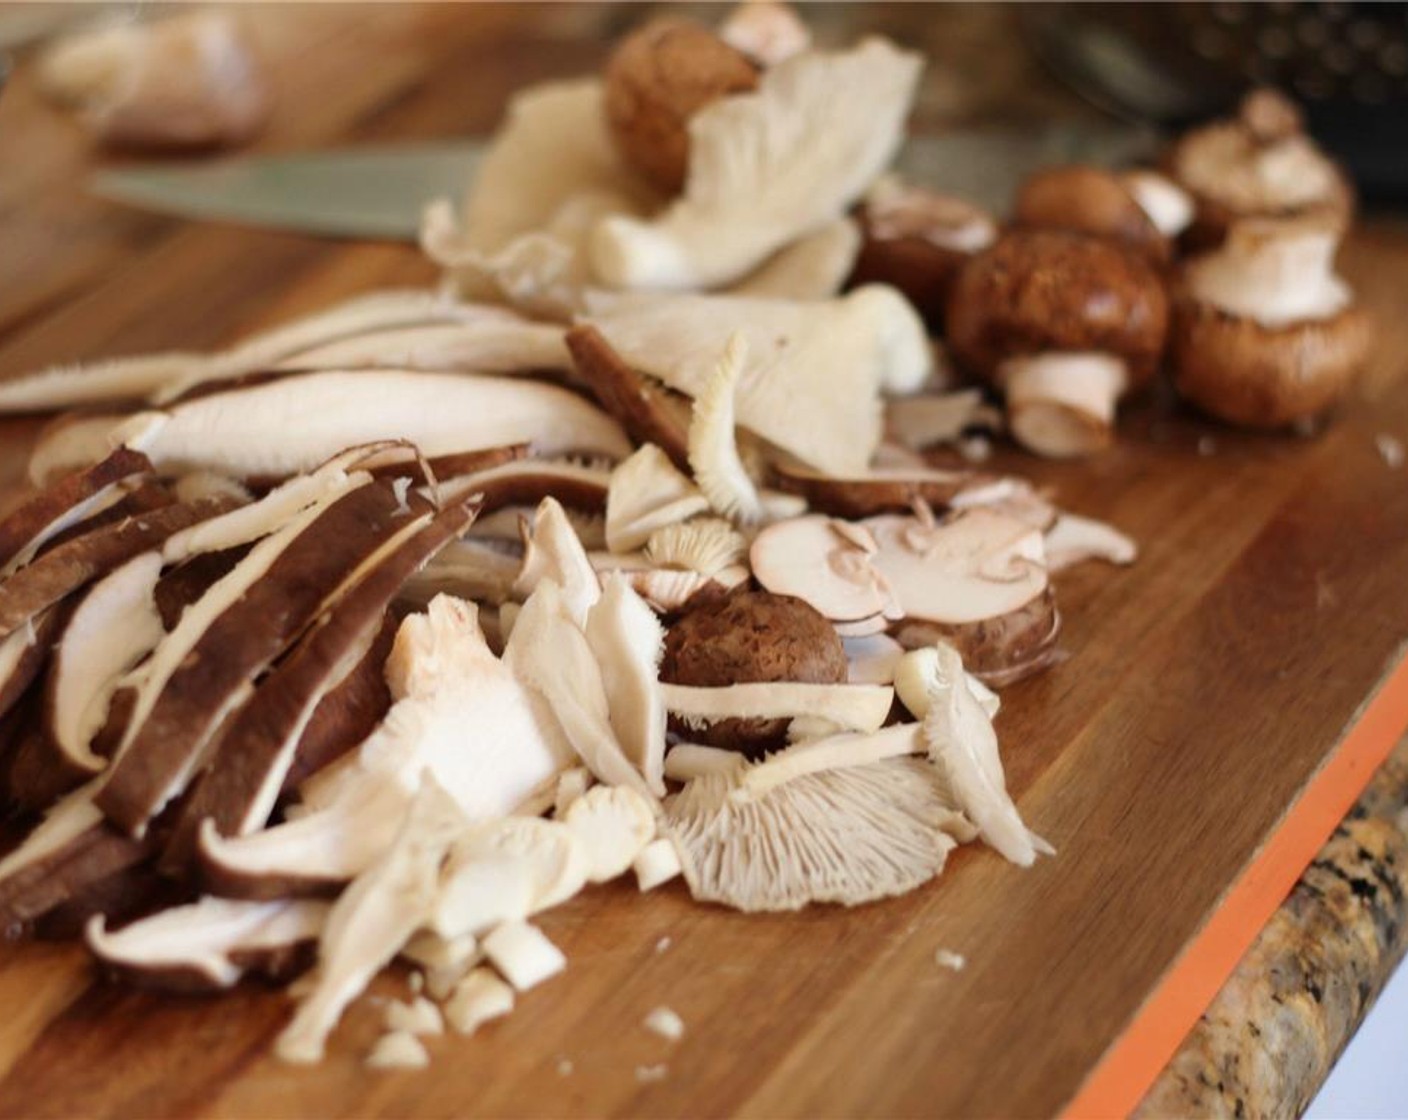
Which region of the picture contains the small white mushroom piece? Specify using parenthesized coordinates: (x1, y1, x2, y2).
(633, 838, 683, 891)
(444, 968, 516, 1035)
(513, 497, 601, 627)
(562, 785, 658, 882)
(482, 921, 566, 992)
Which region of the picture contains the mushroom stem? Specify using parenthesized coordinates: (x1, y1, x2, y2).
(1185, 219, 1350, 328)
(1121, 171, 1193, 238)
(1001, 353, 1126, 459)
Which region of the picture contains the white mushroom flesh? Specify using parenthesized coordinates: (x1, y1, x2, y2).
(750, 515, 899, 624)
(605, 444, 710, 553)
(1120, 170, 1193, 238)
(687, 333, 765, 522)
(482, 921, 566, 992)
(1184, 220, 1352, 328)
(1000, 353, 1128, 460)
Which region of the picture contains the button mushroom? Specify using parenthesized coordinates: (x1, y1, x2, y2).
(1169, 216, 1373, 429)
(946, 229, 1170, 458)
(1013, 165, 1192, 265)
(1166, 87, 1353, 251)
(847, 177, 999, 330)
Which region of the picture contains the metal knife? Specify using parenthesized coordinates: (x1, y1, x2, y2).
(90, 128, 1155, 242)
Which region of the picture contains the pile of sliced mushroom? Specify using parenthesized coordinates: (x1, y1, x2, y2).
(0, 0, 1174, 1073)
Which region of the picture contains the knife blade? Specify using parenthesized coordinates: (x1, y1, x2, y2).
(89, 128, 1155, 242)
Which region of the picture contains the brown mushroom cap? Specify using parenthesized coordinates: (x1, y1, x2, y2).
(1170, 298, 1373, 428)
(847, 188, 996, 331)
(945, 229, 1170, 388)
(660, 590, 847, 756)
(1014, 165, 1170, 265)
(603, 18, 760, 195)
(892, 587, 1061, 688)
(1167, 87, 1354, 252)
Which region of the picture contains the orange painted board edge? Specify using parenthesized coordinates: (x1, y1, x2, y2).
(1062, 645, 1408, 1120)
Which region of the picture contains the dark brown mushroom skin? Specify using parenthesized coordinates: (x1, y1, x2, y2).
(846, 220, 967, 334)
(892, 587, 1061, 688)
(603, 18, 760, 194)
(661, 590, 847, 757)
(1014, 165, 1170, 266)
(1169, 298, 1374, 429)
(945, 229, 1170, 391)
(1166, 88, 1355, 254)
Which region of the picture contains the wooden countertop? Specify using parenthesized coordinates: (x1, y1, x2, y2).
(2, 5, 1408, 1117)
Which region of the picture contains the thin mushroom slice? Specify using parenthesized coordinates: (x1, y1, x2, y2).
(750, 515, 900, 627)
(590, 38, 923, 291)
(0, 447, 152, 576)
(433, 460, 610, 517)
(401, 538, 523, 609)
(661, 681, 894, 737)
(164, 501, 476, 872)
(272, 319, 572, 378)
(584, 575, 667, 796)
(0, 494, 236, 642)
(0, 352, 199, 415)
(0, 606, 67, 724)
(665, 756, 961, 913)
(770, 460, 1012, 520)
(275, 779, 468, 1065)
(688, 333, 763, 522)
(922, 645, 1034, 867)
(605, 444, 710, 554)
(98, 478, 431, 835)
(30, 370, 632, 484)
(86, 896, 330, 992)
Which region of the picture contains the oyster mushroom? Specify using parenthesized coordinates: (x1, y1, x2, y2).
(269, 319, 572, 379)
(727, 218, 861, 301)
(1013, 165, 1192, 264)
(603, 17, 761, 194)
(1169, 217, 1373, 428)
(591, 37, 923, 291)
(86, 897, 329, 992)
(513, 498, 602, 628)
(664, 756, 963, 912)
(848, 177, 998, 330)
(946, 229, 1169, 458)
(719, 1, 812, 67)
(643, 517, 745, 577)
(659, 591, 851, 756)
(28, 370, 631, 485)
(37, 11, 269, 151)
(562, 784, 657, 882)
(583, 286, 931, 474)
(604, 444, 710, 554)
(1167, 87, 1353, 251)
(687, 333, 763, 522)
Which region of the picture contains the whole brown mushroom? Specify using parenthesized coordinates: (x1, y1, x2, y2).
(660, 590, 848, 757)
(1167, 87, 1353, 251)
(1014, 165, 1192, 265)
(945, 229, 1170, 458)
(1170, 217, 1373, 428)
(847, 178, 998, 332)
(602, 18, 760, 195)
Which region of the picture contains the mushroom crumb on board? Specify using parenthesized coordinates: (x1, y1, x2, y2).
(643, 1005, 686, 1042)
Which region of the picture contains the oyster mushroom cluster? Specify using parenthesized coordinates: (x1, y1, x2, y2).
(0, 1, 1162, 1074)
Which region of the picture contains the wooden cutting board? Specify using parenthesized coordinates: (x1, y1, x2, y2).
(3, 5, 1408, 1117)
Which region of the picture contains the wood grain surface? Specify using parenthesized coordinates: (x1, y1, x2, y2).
(2, 5, 1408, 1117)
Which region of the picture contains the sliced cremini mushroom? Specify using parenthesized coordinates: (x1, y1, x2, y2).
(1170, 217, 1373, 428)
(1167, 87, 1353, 250)
(163, 501, 475, 872)
(0, 447, 152, 577)
(430, 459, 610, 518)
(770, 459, 1010, 520)
(848, 177, 998, 330)
(98, 478, 433, 835)
(0, 606, 67, 724)
(591, 38, 922, 291)
(946, 229, 1169, 458)
(665, 756, 962, 912)
(275, 779, 467, 1065)
(749, 516, 900, 633)
(29, 370, 631, 485)
(583, 286, 930, 474)
(1043, 513, 1137, 572)
(86, 896, 329, 992)
(565, 326, 692, 471)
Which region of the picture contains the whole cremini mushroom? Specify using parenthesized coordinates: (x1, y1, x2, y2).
(660, 590, 848, 757)
(1170, 217, 1373, 428)
(1014, 165, 1192, 265)
(847, 178, 999, 331)
(1166, 87, 1353, 251)
(945, 229, 1170, 458)
(602, 17, 760, 194)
